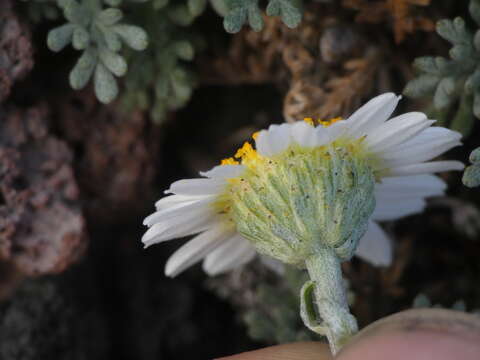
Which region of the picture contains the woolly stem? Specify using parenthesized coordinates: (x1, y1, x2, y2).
(304, 247, 358, 355)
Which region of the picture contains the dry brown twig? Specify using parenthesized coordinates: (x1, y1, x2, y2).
(343, 0, 434, 43)
(203, 5, 388, 125)
(283, 47, 382, 121)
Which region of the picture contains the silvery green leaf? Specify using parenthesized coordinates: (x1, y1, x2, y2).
(155, 76, 170, 99)
(210, 0, 229, 16)
(464, 72, 476, 94)
(434, 56, 450, 72)
(62, 0, 89, 26)
(47, 24, 75, 52)
(104, 31, 122, 52)
(72, 26, 90, 50)
(413, 57, 441, 74)
(69, 48, 96, 90)
(266, 0, 281, 16)
(188, 0, 207, 17)
(170, 68, 192, 103)
(168, 4, 196, 26)
(94, 63, 118, 104)
(247, 5, 263, 32)
(474, 90, 480, 119)
(57, 0, 74, 8)
(104, 0, 122, 6)
(451, 93, 474, 136)
(474, 30, 480, 52)
(470, 0, 480, 26)
(434, 77, 456, 109)
(173, 41, 194, 61)
(223, 7, 247, 33)
(97, 8, 123, 25)
(266, 0, 302, 28)
(223, 0, 260, 33)
(463, 163, 480, 188)
(450, 43, 474, 61)
(469, 147, 480, 163)
(437, 18, 471, 44)
(403, 75, 440, 98)
(152, 101, 168, 124)
(153, 0, 169, 10)
(113, 24, 148, 50)
(99, 49, 127, 77)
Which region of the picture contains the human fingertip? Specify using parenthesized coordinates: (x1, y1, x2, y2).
(214, 341, 332, 360)
(338, 309, 480, 360)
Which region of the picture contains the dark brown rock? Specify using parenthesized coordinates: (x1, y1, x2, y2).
(0, 0, 34, 103)
(56, 91, 161, 223)
(0, 104, 86, 279)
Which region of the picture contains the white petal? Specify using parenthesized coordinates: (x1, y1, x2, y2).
(291, 121, 333, 147)
(372, 197, 426, 221)
(388, 160, 465, 177)
(375, 175, 446, 201)
(345, 93, 400, 136)
(381, 139, 461, 168)
(165, 226, 234, 277)
(256, 123, 292, 157)
(143, 196, 213, 227)
(367, 113, 434, 152)
(322, 120, 348, 142)
(388, 126, 461, 150)
(142, 210, 215, 246)
(202, 234, 256, 275)
(379, 126, 462, 168)
(291, 121, 317, 147)
(166, 178, 226, 196)
(199, 164, 245, 179)
(374, 175, 445, 221)
(355, 221, 392, 266)
(155, 194, 210, 211)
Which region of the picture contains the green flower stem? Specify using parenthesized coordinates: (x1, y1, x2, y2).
(305, 247, 358, 355)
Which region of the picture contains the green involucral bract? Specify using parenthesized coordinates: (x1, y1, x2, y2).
(230, 142, 376, 266)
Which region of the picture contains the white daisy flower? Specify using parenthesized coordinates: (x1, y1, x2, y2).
(142, 93, 464, 278)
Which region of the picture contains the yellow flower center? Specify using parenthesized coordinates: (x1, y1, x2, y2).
(221, 157, 239, 165)
(304, 117, 343, 127)
(220, 118, 344, 166)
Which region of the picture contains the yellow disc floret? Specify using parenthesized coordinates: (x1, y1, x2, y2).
(303, 117, 315, 126)
(318, 117, 343, 127)
(221, 157, 240, 165)
(234, 141, 262, 167)
(304, 117, 343, 127)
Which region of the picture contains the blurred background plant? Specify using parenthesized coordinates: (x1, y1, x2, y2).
(403, 1, 480, 137)
(401, 0, 480, 186)
(21, 0, 305, 122)
(222, 0, 302, 33)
